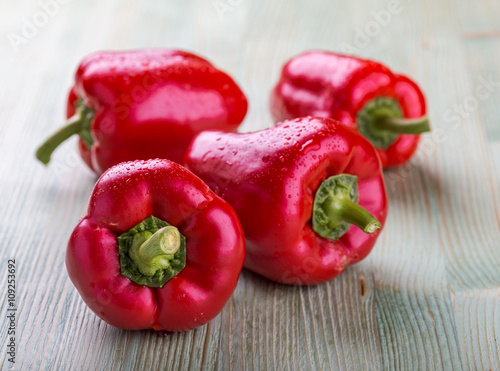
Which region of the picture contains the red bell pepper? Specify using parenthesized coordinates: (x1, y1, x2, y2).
(66, 159, 245, 331)
(270, 51, 430, 167)
(184, 117, 388, 285)
(36, 49, 248, 174)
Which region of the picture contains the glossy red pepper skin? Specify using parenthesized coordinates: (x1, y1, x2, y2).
(184, 117, 388, 285)
(65, 49, 247, 173)
(66, 159, 245, 331)
(270, 51, 427, 167)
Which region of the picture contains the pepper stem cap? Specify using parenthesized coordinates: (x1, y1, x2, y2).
(357, 97, 430, 149)
(118, 216, 186, 288)
(312, 174, 381, 241)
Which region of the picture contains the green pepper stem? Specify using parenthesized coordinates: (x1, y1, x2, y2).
(373, 116, 431, 134)
(312, 174, 382, 241)
(130, 226, 181, 277)
(118, 216, 186, 287)
(139, 226, 181, 259)
(331, 199, 382, 234)
(35, 114, 85, 165)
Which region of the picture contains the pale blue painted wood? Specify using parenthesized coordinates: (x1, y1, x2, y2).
(0, 0, 498, 370)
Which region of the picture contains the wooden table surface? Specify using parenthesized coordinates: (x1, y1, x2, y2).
(1, 0, 499, 370)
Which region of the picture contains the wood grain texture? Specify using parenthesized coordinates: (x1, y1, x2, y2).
(0, 0, 498, 370)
